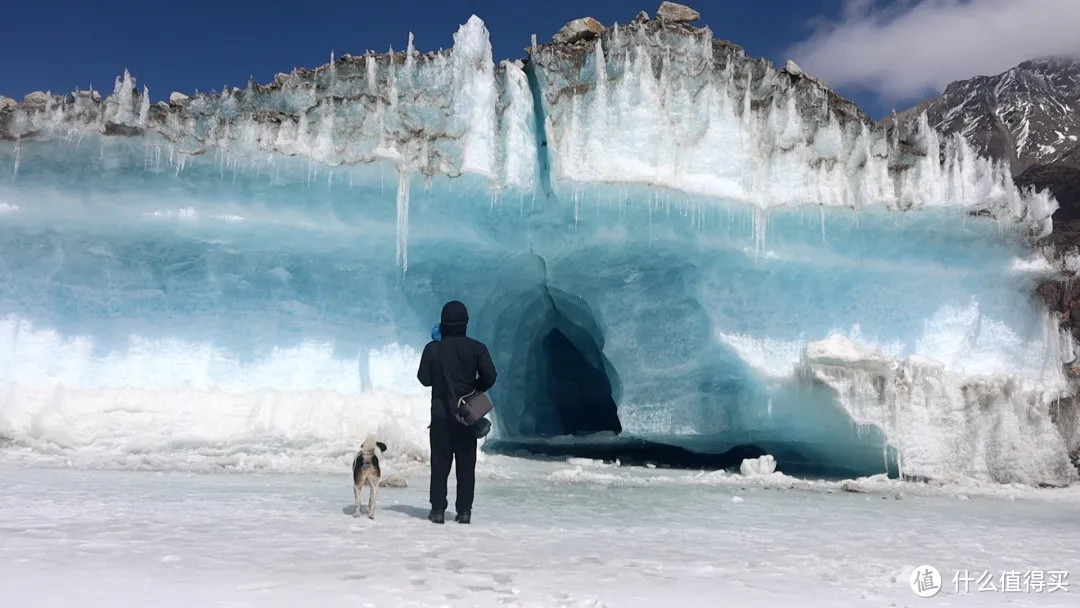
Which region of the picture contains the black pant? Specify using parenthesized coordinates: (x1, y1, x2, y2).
(429, 417, 477, 512)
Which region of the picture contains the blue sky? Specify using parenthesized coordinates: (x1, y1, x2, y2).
(2, 1, 1076, 120)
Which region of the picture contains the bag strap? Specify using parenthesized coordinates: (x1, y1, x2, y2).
(435, 341, 458, 419)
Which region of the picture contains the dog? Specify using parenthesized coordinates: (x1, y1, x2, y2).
(352, 435, 387, 519)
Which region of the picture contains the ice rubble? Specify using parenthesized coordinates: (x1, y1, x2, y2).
(0, 8, 1077, 485)
(801, 335, 1078, 486)
(739, 454, 776, 477)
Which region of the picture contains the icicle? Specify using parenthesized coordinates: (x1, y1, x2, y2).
(138, 86, 150, 126)
(820, 205, 826, 244)
(594, 38, 607, 88)
(12, 140, 20, 180)
(741, 72, 752, 118)
(701, 30, 713, 70)
(752, 206, 767, 259)
(366, 55, 377, 94)
(314, 100, 335, 162)
(387, 47, 398, 107)
(590, 37, 608, 162)
(395, 165, 411, 272)
(295, 110, 308, 155)
(405, 33, 415, 84)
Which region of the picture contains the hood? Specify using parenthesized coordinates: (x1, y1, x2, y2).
(439, 300, 469, 337)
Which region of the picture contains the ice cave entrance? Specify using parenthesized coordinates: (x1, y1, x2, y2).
(481, 283, 898, 478)
(536, 327, 622, 436)
(484, 286, 784, 471)
(489, 286, 623, 439)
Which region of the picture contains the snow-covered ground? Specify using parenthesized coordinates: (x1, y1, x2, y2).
(2, 456, 1077, 607)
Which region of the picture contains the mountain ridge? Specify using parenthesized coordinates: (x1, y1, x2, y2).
(887, 55, 1080, 224)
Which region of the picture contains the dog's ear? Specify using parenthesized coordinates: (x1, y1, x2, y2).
(377, 442, 387, 452)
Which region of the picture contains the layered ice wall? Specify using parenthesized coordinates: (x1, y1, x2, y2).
(0, 13, 1077, 483)
(0, 17, 1056, 230)
(528, 23, 1054, 230)
(0, 18, 535, 187)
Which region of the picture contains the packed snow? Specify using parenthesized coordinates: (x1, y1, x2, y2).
(0, 459, 1077, 607)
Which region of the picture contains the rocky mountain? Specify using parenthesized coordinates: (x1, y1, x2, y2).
(887, 56, 1080, 224)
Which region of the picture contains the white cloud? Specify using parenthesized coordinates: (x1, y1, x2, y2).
(787, 0, 1080, 105)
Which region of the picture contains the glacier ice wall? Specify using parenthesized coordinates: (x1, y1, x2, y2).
(1, 18, 536, 191)
(0, 17, 1057, 233)
(528, 25, 1053, 228)
(0, 14, 1076, 483)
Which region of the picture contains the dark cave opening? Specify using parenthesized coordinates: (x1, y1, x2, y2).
(539, 327, 622, 436)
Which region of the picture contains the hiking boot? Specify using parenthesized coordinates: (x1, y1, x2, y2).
(428, 509, 445, 524)
(455, 509, 471, 524)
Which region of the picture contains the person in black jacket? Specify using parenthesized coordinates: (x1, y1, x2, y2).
(416, 300, 496, 524)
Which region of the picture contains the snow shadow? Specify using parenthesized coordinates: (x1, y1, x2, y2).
(384, 504, 432, 519)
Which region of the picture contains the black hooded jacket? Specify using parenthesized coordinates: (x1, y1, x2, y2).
(417, 301, 497, 419)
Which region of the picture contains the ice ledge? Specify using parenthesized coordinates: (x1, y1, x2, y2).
(801, 335, 1080, 487)
(526, 15, 1056, 235)
(0, 17, 537, 191)
(0, 6, 1059, 234)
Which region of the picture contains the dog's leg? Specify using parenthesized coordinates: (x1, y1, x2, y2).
(353, 484, 362, 518)
(367, 480, 378, 519)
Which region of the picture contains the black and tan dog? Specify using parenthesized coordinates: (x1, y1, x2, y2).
(352, 435, 387, 519)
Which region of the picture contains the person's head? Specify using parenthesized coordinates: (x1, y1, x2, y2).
(439, 300, 469, 337)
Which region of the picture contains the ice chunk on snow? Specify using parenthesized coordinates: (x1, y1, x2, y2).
(840, 480, 870, 493)
(740, 455, 777, 477)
